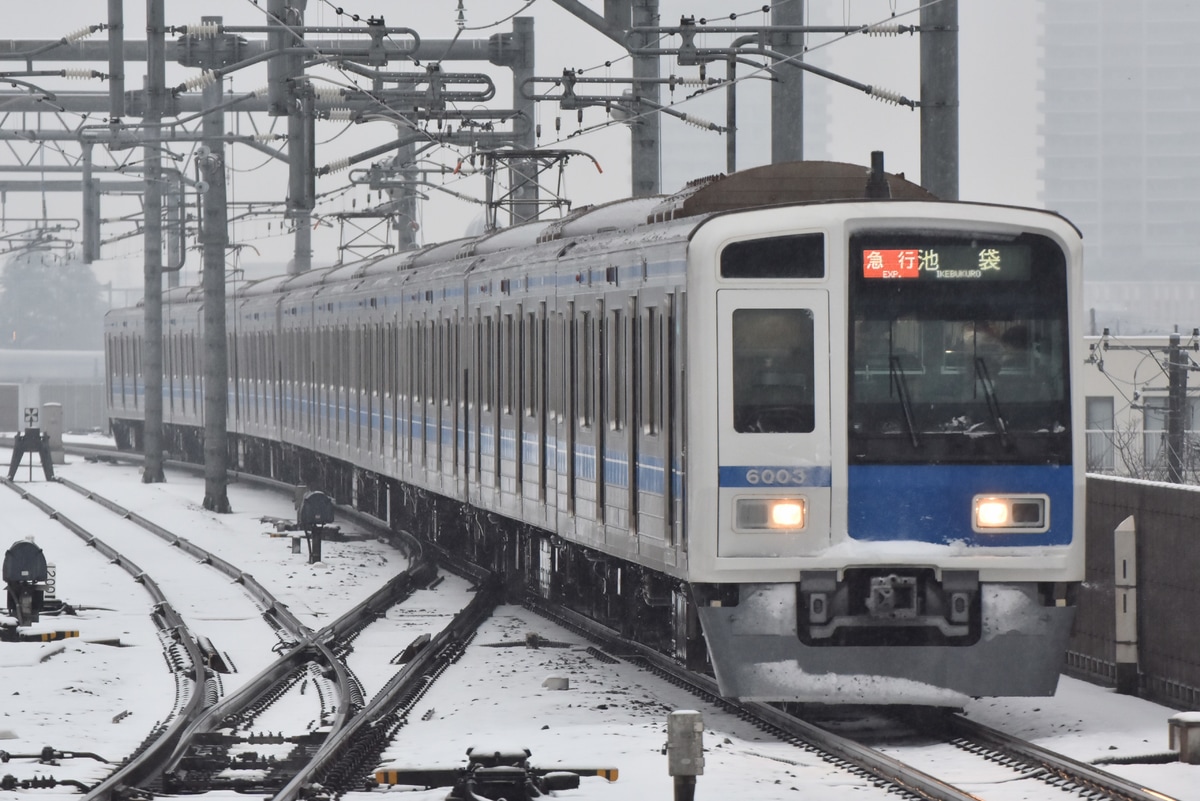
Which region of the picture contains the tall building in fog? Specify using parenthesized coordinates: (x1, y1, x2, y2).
(1040, 0, 1200, 284)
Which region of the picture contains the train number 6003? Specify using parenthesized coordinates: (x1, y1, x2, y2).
(745, 468, 806, 486)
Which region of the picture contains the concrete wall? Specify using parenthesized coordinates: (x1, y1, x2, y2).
(1069, 475, 1200, 708)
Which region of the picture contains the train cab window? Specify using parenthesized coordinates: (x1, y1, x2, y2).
(847, 231, 1072, 465)
(732, 308, 816, 433)
(721, 233, 825, 279)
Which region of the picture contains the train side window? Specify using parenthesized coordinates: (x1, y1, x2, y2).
(503, 313, 514, 415)
(442, 318, 451, 407)
(578, 311, 593, 428)
(525, 311, 538, 419)
(483, 316, 494, 411)
(641, 306, 661, 436)
(720, 233, 825, 279)
(551, 312, 565, 423)
(608, 307, 625, 431)
(732, 308, 816, 433)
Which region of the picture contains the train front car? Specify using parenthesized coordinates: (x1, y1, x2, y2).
(687, 201, 1084, 705)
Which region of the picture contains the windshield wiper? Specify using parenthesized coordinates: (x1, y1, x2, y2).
(974, 357, 1010, 447)
(889, 356, 920, 448)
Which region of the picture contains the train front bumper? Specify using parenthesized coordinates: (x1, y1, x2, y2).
(695, 581, 1076, 704)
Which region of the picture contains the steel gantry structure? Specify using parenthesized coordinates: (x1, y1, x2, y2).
(0, 0, 958, 509)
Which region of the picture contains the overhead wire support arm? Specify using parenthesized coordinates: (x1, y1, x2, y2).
(630, 21, 918, 37)
(319, 128, 524, 176)
(520, 70, 719, 109)
(334, 62, 497, 104)
(1, 24, 106, 62)
(635, 96, 727, 132)
(1, 69, 107, 81)
(627, 40, 918, 108)
(0, 78, 59, 103)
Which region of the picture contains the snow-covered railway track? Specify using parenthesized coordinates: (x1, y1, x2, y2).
(522, 594, 1183, 801)
(1, 476, 224, 798)
(0, 472, 437, 800)
(888, 710, 1184, 801)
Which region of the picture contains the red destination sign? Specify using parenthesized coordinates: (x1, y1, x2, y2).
(862, 249, 920, 279)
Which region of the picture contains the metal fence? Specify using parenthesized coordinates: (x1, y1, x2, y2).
(1067, 475, 1200, 709)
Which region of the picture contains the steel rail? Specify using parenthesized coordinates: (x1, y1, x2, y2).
(940, 713, 1182, 801)
(272, 570, 500, 801)
(54, 475, 312, 639)
(1, 477, 210, 801)
(524, 595, 978, 801)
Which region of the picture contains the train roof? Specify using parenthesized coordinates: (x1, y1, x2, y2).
(646, 160, 937, 223)
(117, 159, 963, 308)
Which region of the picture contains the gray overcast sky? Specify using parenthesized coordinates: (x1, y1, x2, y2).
(1, 1, 1040, 290)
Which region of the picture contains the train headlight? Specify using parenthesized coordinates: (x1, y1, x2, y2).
(972, 495, 1049, 533)
(736, 497, 807, 531)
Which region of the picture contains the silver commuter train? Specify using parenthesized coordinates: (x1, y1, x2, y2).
(106, 161, 1085, 703)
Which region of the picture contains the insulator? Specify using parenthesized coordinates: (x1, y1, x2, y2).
(187, 22, 220, 38)
(325, 108, 354, 121)
(182, 70, 218, 92)
(679, 113, 716, 131)
(868, 86, 904, 105)
(251, 85, 271, 98)
(252, 133, 277, 143)
(63, 69, 95, 80)
(314, 86, 343, 102)
(669, 77, 708, 87)
(865, 23, 902, 36)
(64, 26, 96, 43)
(325, 157, 351, 174)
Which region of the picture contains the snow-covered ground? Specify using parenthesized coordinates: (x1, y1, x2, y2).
(1, 449, 1195, 800)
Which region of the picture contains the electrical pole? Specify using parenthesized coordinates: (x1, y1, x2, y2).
(771, 1, 804, 164)
(268, 0, 315, 274)
(1168, 332, 1187, 484)
(200, 50, 232, 513)
(630, 0, 661, 196)
(142, 0, 166, 484)
(509, 16, 538, 224)
(920, 0, 959, 199)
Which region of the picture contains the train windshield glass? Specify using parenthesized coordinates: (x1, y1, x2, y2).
(847, 231, 1071, 465)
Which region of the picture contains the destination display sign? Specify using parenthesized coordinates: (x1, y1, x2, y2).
(861, 243, 1032, 281)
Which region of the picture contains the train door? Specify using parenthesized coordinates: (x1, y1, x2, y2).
(404, 315, 417, 470)
(498, 306, 520, 506)
(476, 306, 501, 500)
(572, 298, 602, 534)
(366, 322, 376, 455)
(468, 305, 482, 494)
(715, 289, 831, 557)
(556, 303, 575, 524)
(421, 315, 433, 473)
(271, 302, 282, 437)
(634, 289, 670, 548)
(389, 321, 399, 461)
(446, 311, 460, 483)
(668, 292, 683, 546)
(431, 314, 443, 476)
(523, 302, 549, 520)
(602, 291, 634, 537)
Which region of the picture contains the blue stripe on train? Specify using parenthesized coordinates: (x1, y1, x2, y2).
(847, 464, 1074, 547)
